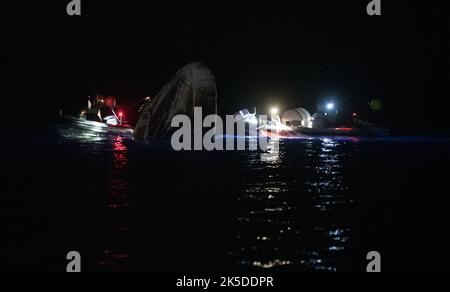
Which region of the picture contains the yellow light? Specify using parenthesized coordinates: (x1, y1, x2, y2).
(270, 107, 279, 115)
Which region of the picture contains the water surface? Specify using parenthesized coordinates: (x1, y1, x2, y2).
(2, 127, 450, 272)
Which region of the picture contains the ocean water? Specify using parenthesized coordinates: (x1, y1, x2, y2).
(2, 126, 450, 272)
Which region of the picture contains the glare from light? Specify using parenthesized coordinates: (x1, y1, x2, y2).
(326, 103, 335, 111)
(251, 119, 259, 125)
(247, 117, 259, 125)
(265, 120, 292, 131)
(270, 107, 279, 115)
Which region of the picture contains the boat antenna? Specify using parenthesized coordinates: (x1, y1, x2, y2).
(92, 80, 98, 101)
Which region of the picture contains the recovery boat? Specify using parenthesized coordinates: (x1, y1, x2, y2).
(60, 95, 133, 135)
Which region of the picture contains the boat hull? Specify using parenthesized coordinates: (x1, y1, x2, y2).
(57, 116, 134, 136)
(262, 126, 387, 139)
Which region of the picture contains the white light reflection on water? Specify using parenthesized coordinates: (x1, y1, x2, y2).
(230, 138, 358, 271)
(308, 138, 348, 212)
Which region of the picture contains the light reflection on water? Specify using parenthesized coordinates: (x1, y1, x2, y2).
(34, 128, 450, 272)
(230, 138, 358, 271)
(53, 128, 366, 271)
(98, 135, 133, 271)
(71, 134, 134, 271)
(59, 132, 361, 271)
(105, 136, 131, 208)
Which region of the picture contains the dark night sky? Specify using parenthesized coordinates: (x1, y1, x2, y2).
(5, 0, 448, 134)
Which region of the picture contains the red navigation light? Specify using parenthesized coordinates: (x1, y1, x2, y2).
(118, 112, 124, 118)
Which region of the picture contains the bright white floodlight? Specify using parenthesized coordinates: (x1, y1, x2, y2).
(270, 107, 279, 115)
(326, 103, 335, 111)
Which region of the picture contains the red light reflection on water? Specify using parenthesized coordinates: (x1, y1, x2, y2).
(113, 136, 127, 152)
(106, 136, 130, 204)
(112, 136, 128, 169)
(96, 136, 132, 271)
